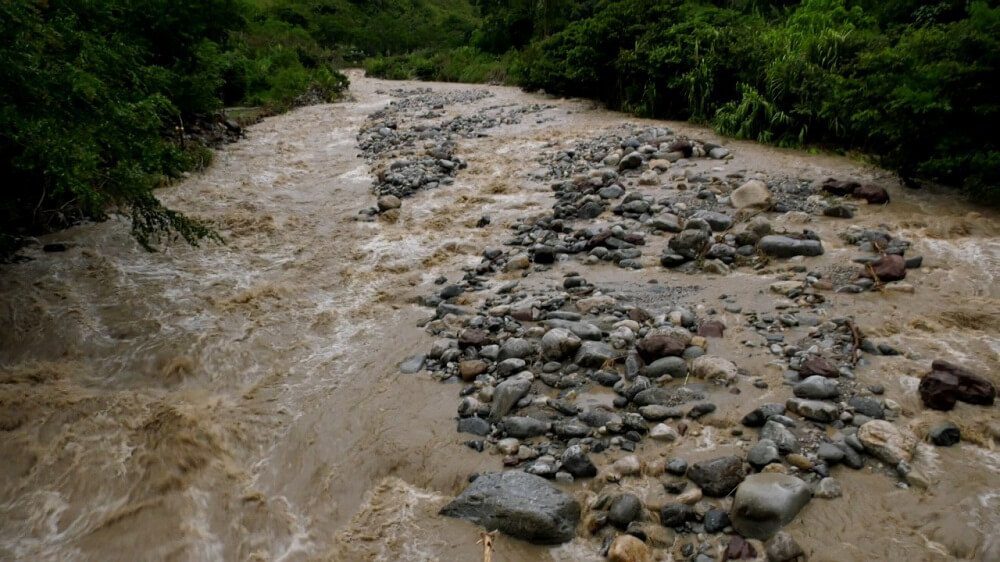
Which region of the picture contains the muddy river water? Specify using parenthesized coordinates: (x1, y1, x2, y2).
(1, 72, 998, 561)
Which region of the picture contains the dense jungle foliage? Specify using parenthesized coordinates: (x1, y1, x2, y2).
(0, 0, 476, 254)
(368, 0, 1000, 203)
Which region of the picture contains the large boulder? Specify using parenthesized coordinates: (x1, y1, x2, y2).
(857, 420, 917, 465)
(731, 474, 811, 540)
(758, 235, 824, 258)
(440, 471, 580, 544)
(730, 179, 772, 209)
(918, 359, 996, 410)
(687, 455, 746, 497)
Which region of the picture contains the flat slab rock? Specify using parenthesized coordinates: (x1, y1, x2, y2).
(440, 471, 581, 544)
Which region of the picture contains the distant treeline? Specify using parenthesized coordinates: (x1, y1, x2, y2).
(0, 0, 478, 254)
(366, 0, 1000, 203)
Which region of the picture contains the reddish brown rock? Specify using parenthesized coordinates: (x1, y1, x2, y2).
(698, 320, 726, 338)
(636, 333, 687, 361)
(800, 356, 839, 378)
(459, 360, 489, 382)
(861, 254, 906, 282)
(821, 178, 860, 196)
(853, 184, 890, 204)
(458, 328, 489, 348)
(919, 360, 996, 410)
(627, 307, 652, 323)
(726, 535, 757, 559)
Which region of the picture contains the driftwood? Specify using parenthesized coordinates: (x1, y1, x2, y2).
(477, 531, 496, 562)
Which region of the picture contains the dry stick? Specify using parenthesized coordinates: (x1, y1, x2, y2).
(478, 531, 496, 562)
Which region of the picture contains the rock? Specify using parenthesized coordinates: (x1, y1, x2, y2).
(499, 338, 533, 361)
(748, 439, 781, 469)
(668, 229, 710, 259)
(575, 341, 617, 367)
(608, 534, 653, 562)
(731, 474, 811, 540)
(761, 421, 799, 454)
(709, 147, 730, 159)
(697, 320, 726, 338)
(853, 184, 890, 204)
(691, 355, 738, 384)
(490, 374, 532, 421)
(608, 493, 643, 529)
(502, 416, 550, 438)
(660, 503, 695, 527)
(929, 421, 961, 446)
(458, 416, 491, 436)
(440, 471, 580, 544)
(848, 396, 885, 419)
(636, 333, 688, 361)
(817, 443, 845, 464)
(918, 359, 996, 410)
(823, 205, 854, 219)
(687, 456, 746, 497)
(758, 236, 823, 258)
(399, 354, 426, 374)
(857, 420, 917, 465)
(765, 531, 805, 562)
(793, 376, 839, 400)
(459, 360, 489, 381)
(650, 423, 679, 442)
(619, 151, 643, 170)
(692, 210, 733, 231)
(562, 445, 597, 478)
(541, 328, 582, 361)
(799, 356, 839, 378)
(814, 477, 842, 499)
(612, 455, 643, 477)
(861, 254, 906, 282)
(704, 508, 731, 533)
(731, 180, 772, 209)
(377, 194, 402, 211)
(639, 405, 685, 421)
(786, 398, 838, 423)
(644, 356, 688, 378)
(742, 404, 786, 428)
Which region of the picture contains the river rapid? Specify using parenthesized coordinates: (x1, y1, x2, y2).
(1, 71, 998, 561)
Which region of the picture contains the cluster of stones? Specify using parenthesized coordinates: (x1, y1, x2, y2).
(440, 103, 555, 137)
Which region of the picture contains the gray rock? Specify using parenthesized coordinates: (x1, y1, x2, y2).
(491, 374, 532, 421)
(561, 445, 597, 478)
(786, 398, 839, 423)
(761, 420, 799, 453)
(608, 493, 643, 529)
(498, 338, 533, 361)
(766, 531, 805, 562)
(619, 151, 643, 170)
(691, 210, 733, 231)
(501, 416, 550, 438)
(758, 235, 824, 258)
(814, 477, 843, 499)
(639, 404, 685, 421)
(575, 341, 616, 367)
(458, 417, 491, 436)
(817, 443, 845, 464)
(541, 328, 582, 361)
(929, 421, 961, 446)
(704, 508, 731, 533)
(643, 356, 688, 378)
(660, 503, 695, 527)
(857, 420, 916, 465)
(687, 455, 746, 497)
(668, 229, 710, 259)
(748, 439, 781, 469)
(848, 396, 885, 419)
(793, 376, 839, 400)
(440, 471, 580, 544)
(731, 473, 811, 540)
(399, 354, 426, 374)
(542, 319, 603, 341)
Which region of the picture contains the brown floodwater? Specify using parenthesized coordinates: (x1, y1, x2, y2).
(1, 71, 997, 561)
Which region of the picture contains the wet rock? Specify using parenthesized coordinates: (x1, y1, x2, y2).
(490, 374, 532, 421)
(793, 376, 839, 400)
(765, 531, 805, 562)
(636, 333, 688, 361)
(440, 471, 580, 544)
(761, 421, 799, 453)
(692, 210, 734, 231)
(498, 338, 533, 361)
(541, 328, 582, 361)
(704, 508, 731, 533)
(814, 477, 842, 499)
(799, 356, 839, 378)
(687, 455, 746, 497)
(823, 205, 854, 219)
(731, 473, 811, 540)
(691, 355, 738, 384)
(748, 439, 781, 469)
(562, 445, 598, 478)
(640, 405, 685, 421)
(929, 421, 961, 446)
(650, 423, 679, 442)
(726, 535, 757, 559)
(857, 420, 916, 465)
(848, 396, 884, 419)
(742, 404, 786, 428)
(377, 194, 402, 211)
(731, 179, 771, 209)
(502, 416, 550, 438)
(608, 534, 653, 562)
(758, 236, 824, 258)
(786, 398, 838, 423)
(619, 151, 643, 170)
(459, 359, 489, 381)
(399, 354, 425, 374)
(668, 229, 710, 260)
(575, 341, 617, 367)
(644, 356, 688, 378)
(660, 503, 695, 527)
(853, 184, 890, 204)
(817, 443, 845, 464)
(608, 493, 643, 529)
(697, 319, 726, 338)
(861, 254, 906, 282)
(458, 416, 491, 436)
(918, 359, 996, 410)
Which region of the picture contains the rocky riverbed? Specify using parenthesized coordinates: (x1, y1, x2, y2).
(0, 71, 997, 562)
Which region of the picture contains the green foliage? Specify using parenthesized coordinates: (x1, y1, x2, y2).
(365, 47, 513, 84)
